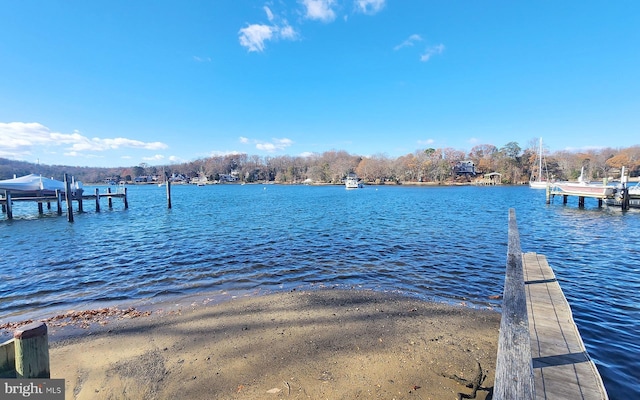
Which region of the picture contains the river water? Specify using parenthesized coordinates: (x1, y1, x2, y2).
(0, 184, 638, 398)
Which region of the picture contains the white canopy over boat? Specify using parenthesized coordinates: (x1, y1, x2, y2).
(0, 174, 80, 194)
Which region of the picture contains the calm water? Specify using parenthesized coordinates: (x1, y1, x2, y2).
(1, 184, 638, 398)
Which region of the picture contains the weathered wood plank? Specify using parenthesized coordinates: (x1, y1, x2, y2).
(494, 209, 535, 400)
(523, 252, 608, 400)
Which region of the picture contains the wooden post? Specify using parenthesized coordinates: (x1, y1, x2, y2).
(38, 202, 44, 214)
(545, 184, 551, 204)
(0, 338, 15, 377)
(95, 188, 101, 212)
(622, 187, 630, 211)
(563, 195, 568, 204)
(494, 209, 535, 400)
(123, 187, 128, 209)
(64, 174, 74, 222)
(77, 188, 84, 213)
(13, 322, 50, 379)
(47, 201, 51, 210)
(578, 196, 585, 207)
(107, 187, 113, 208)
(166, 177, 172, 209)
(56, 190, 62, 215)
(6, 191, 12, 220)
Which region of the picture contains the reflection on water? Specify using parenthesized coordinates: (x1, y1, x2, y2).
(1, 184, 638, 398)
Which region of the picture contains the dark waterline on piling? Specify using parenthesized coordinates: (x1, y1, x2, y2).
(1, 184, 638, 399)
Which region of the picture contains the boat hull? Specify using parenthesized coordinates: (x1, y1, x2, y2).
(529, 181, 548, 189)
(552, 183, 614, 197)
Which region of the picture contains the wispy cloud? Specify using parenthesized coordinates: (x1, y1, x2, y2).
(238, 6, 299, 52)
(420, 44, 445, 62)
(240, 136, 294, 152)
(355, 0, 385, 15)
(264, 5, 275, 22)
(417, 139, 435, 146)
(193, 56, 211, 62)
(0, 122, 168, 160)
(142, 154, 166, 162)
(301, 0, 336, 22)
(394, 34, 422, 51)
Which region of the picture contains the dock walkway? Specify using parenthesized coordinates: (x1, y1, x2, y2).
(523, 252, 608, 399)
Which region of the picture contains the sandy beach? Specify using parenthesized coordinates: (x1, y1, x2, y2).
(42, 289, 500, 399)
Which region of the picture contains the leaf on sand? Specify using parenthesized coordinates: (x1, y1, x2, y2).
(266, 388, 281, 394)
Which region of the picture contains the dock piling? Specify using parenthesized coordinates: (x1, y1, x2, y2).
(95, 188, 101, 212)
(13, 322, 50, 379)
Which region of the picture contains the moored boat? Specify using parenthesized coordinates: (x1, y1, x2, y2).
(552, 167, 614, 197)
(345, 173, 363, 189)
(529, 137, 549, 189)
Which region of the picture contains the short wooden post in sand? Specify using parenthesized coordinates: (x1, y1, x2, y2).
(13, 322, 50, 379)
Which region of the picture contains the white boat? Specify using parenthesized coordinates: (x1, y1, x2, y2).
(345, 173, 363, 189)
(552, 167, 614, 197)
(529, 137, 549, 189)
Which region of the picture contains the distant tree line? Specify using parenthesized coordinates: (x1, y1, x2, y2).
(1, 140, 639, 184)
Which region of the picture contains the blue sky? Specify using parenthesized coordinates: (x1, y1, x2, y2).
(1, 1, 638, 168)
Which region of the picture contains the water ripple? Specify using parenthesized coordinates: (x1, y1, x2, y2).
(1, 184, 639, 398)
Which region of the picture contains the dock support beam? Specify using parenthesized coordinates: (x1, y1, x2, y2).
(5, 191, 13, 220)
(56, 190, 62, 215)
(95, 188, 101, 212)
(64, 174, 74, 222)
(123, 188, 128, 209)
(13, 322, 50, 379)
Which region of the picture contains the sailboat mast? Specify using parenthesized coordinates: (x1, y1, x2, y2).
(538, 137, 542, 181)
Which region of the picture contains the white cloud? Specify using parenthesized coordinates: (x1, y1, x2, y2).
(420, 44, 445, 62)
(241, 137, 294, 152)
(0, 122, 168, 160)
(142, 154, 166, 162)
(301, 0, 336, 22)
(239, 24, 274, 52)
(193, 56, 211, 62)
(417, 139, 435, 146)
(355, 0, 385, 15)
(394, 34, 422, 51)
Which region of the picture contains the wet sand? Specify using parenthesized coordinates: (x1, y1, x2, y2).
(45, 289, 500, 399)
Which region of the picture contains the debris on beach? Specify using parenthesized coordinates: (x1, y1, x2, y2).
(0, 306, 152, 332)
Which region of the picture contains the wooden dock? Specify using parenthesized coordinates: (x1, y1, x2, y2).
(1, 185, 128, 222)
(523, 252, 608, 399)
(494, 209, 608, 399)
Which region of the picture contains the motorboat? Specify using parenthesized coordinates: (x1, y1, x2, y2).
(552, 167, 614, 197)
(345, 173, 363, 189)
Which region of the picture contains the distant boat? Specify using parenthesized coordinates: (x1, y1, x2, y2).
(552, 167, 614, 197)
(345, 173, 363, 189)
(529, 137, 549, 189)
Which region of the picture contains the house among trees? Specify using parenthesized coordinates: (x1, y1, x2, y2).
(454, 161, 476, 176)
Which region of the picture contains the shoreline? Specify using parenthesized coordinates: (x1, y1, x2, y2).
(41, 288, 500, 399)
